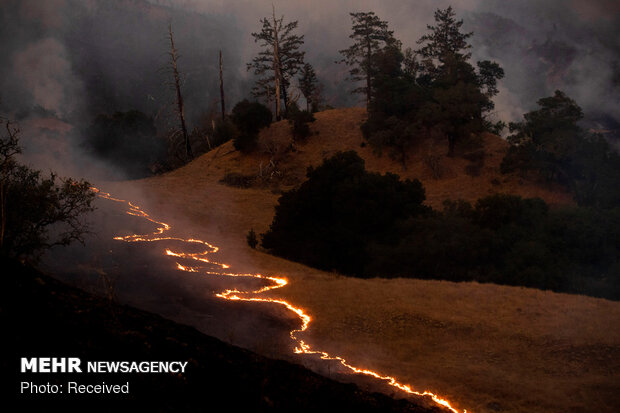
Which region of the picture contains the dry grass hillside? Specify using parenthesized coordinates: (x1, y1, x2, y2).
(105, 108, 619, 413)
(175, 107, 572, 209)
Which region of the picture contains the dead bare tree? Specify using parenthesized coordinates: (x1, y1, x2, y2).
(219, 50, 226, 120)
(247, 5, 305, 120)
(167, 23, 193, 159)
(272, 5, 283, 120)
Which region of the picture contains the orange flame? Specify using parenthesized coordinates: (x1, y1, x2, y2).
(94, 187, 466, 413)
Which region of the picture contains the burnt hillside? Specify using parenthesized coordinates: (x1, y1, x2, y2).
(3, 258, 444, 412)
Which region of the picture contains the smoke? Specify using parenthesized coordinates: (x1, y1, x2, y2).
(0, 0, 247, 180)
(2, 0, 618, 180)
(12, 38, 81, 118)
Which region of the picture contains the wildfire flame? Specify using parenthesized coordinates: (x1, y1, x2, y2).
(93, 187, 465, 413)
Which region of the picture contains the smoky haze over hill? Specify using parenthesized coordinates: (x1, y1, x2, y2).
(0, 0, 618, 177)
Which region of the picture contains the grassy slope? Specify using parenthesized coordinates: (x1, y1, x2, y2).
(103, 108, 619, 413)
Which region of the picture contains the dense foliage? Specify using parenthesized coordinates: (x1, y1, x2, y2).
(501, 90, 620, 209)
(361, 7, 504, 162)
(261, 152, 620, 300)
(1, 118, 95, 261)
(286, 103, 316, 141)
(298, 63, 319, 112)
(231, 100, 272, 153)
(261, 151, 428, 275)
(368, 196, 620, 299)
(84, 110, 164, 178)
(339, 12, 397, 107)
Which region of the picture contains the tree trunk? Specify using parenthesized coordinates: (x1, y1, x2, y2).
(219, 50, 226, 120)
(281, 80, 289, 116)
(272, 6, 282, 120)
(168, 24, 193, 159)
(366, 36, 372, 109)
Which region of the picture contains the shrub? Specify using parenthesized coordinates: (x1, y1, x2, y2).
(261, 151, 428, 275)
(1, 118, 95, 261)
(231, 100, 272, 153)
(246, 229, 258, 249)
(286, 103, 316, 141)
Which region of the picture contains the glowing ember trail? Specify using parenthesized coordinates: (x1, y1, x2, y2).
(93, 187, 466, 413)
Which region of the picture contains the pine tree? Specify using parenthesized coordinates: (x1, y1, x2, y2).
(339, 12, 396, 108)
(298, 63, 319, 112)
(416, 6, 472, 73)
(415, 7, 504, 156)
(248, 7, 305, 119)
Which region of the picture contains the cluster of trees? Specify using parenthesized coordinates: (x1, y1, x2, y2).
(1, 118, 95, 262)
(367, 197, 620, 299)
(337, 8, 504, 164)
(84, 7, 505, 173)
(259, 151, 620, 300)
(501, 90, 620, 209)
(82, 10, 324, 175)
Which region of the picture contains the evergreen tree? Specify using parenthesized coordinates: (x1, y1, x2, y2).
(503, 90, 584, 183)
(416, 6, 472, 76)
(248, 9, 305, 119)
(501, 90, 620, 208)
(298, 63, 319, 112)
(363, 43, 423, 166)
(339, 12, 396, 108)
(415, 6, 504, 156)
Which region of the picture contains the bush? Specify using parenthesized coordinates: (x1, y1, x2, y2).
(286, 103, 316, 141)
(261, 151, 428, 275)
(231, 100, 272, 153)
(246, 229, 258, 249)
(1, 118, 95, 262)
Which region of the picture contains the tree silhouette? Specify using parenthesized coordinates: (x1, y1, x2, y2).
(415, 6, 504, 156)
(1, 118, 95, 261)
(248, 6, 305, 119)
(339, 12, 396, 108)
(298, 63, 319, 112)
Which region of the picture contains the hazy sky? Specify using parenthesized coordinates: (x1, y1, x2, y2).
(1, 0, 618, 177)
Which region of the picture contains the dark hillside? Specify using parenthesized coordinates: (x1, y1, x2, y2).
(2, 258, 442, 412)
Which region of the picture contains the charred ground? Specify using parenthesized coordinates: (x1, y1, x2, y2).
(3, 257, 445, 412)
